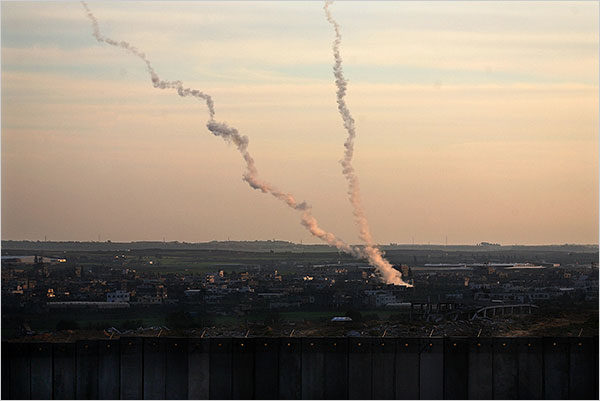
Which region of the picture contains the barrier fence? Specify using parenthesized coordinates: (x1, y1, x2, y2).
(2, 337, 598, 399)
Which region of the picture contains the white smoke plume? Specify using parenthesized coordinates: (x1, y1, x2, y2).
(81, 2, 361, 257)
(324, 0, 411, 286)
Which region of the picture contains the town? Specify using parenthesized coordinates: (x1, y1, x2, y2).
(2, 241, 598, 340)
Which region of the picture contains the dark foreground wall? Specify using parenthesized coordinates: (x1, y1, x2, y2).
(2, 337, 598, 400)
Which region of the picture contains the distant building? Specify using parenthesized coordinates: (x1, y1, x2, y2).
(364, 290, 398, 307)
(134, 284, 167, 304)
(107, 290, 130, 303)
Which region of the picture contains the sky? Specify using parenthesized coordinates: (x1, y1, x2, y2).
(1, 1, 598, 245)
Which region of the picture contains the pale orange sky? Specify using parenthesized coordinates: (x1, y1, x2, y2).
(2, 1, 598, 245)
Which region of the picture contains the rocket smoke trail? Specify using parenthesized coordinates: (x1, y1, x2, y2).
(324, 0, 411, 286)
(81, 2, 360, 257)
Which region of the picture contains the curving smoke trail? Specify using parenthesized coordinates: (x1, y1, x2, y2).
(324, 0, 411, 286)
(82, 2, 215, 118)
(81, 2, 361, 257)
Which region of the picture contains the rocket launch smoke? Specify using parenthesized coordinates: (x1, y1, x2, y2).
(81, 2, 362, 259)
(324, 0, 411, 286)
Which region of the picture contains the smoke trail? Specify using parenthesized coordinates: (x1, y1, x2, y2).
(82, 2, 215, 118)
(324, 0, 411, 286)
(81, 2, 361, 257)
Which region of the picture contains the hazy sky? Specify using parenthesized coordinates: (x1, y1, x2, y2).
(2, 1, 598, 245)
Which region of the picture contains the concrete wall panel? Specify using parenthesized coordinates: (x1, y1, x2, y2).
(188, 339, 209, 400)
(348, 337, 372, 400)
(493, 338, 518, 399)
(120, 338, 143, 400)
(165, 338, 188, 400)
(143, 338, 166, 400)
(53, 343, 76, 400)
(372, 338, 395, 400)
(444, 338, 468, 400)
(543, 338, 569, 400)
(232, 338, 254, 399)
(76, 340, 99, 399)
(30, 343, 52, 400)
(98, 340, 120, 400)
(9, 343, 30, 400)
(468, 338, 493, 400)
(301, 338, 325, 399)
(395, 338, 420, 400)
(209, 338, 232, 400)
(254, 337, 279, 400)
(278, 338, 301, 400)
(419, 338, 444, 400)
(324, 338, 348, 400)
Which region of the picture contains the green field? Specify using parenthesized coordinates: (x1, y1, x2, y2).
(137, 256, 244, 274)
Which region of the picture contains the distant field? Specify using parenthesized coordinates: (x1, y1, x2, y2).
(125, 254, 315, 275)
(4, 244, 596, 275)
(137, 257, 245, 274)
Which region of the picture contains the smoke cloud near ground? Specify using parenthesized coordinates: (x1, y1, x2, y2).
(81, 2, 363, 259)
(324, 0, 411, 286)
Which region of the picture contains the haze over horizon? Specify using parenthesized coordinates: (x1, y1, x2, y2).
(1, 238, 598, 248)
(2, 1, 598, 246)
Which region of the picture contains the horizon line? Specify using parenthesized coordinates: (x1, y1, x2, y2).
(1, 239, 598, 247)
